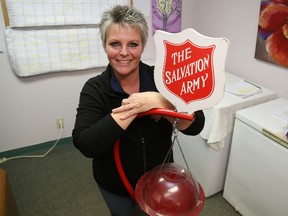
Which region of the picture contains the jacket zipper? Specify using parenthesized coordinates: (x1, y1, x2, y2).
(142, 137, 146, 173)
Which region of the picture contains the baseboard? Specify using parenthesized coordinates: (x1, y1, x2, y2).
(0, 137, 72, 159)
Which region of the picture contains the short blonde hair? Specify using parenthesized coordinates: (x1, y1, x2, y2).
(99, 5, 148, 48)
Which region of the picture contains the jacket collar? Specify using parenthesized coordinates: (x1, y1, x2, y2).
(110, 62, 157, 94)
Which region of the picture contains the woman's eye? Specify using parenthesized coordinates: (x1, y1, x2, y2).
(129, 43, 139, 47)
(110, 42, 120, 47)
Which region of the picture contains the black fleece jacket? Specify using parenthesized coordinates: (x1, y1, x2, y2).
(72, 62, 205, 196)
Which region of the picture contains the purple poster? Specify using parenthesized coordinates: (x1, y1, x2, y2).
(152, 0, 182, 34)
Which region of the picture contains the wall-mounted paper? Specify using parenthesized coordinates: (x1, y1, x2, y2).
(5, 0, 130, 27)
(5, 27, 108, 77)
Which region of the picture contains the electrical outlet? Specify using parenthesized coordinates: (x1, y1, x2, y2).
(56, 118, 64, 128)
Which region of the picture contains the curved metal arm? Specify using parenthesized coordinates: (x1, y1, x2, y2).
(137, 108, 195, 121)
(114, 108, 195, 200)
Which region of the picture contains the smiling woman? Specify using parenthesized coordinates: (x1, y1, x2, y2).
(104, 24, 143, 90)
(72, 4, 205, 216)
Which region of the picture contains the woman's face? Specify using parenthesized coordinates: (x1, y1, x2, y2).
(105, 24, 144, 78)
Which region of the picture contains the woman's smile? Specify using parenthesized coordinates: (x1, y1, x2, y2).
(105, 24, 144, 78)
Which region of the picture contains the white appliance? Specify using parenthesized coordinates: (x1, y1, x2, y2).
(223, 98, 288, 216)
(173, 72, 276, 197)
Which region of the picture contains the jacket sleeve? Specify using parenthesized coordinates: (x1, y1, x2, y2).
(180, 110, 205, 136)
(72, 78, 125, 158)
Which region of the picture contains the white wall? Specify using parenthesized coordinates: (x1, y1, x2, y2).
(0, 0, 287, 152)
(0, 0, 156, 152)
(190, 0, 288, 98)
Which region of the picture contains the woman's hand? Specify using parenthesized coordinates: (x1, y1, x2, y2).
(112, 92, 174, 120)
(112, 91, 195, 131)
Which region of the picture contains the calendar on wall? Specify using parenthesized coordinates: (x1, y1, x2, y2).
(2, 0, 131, 77)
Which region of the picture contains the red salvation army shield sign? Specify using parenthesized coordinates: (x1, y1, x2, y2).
(154, 28, 229, 113)
(163, 40, 215, 103)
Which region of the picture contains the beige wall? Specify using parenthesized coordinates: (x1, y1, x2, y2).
(0, 0, 287, 152)
(190, 0, 288, 98)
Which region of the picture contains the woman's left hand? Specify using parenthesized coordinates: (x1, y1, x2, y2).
(112, 92, 195, 131)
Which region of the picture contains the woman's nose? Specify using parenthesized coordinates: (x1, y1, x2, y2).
(120, 46, 129, 56)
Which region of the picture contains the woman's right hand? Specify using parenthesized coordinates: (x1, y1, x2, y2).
(112, 92, 174, 120)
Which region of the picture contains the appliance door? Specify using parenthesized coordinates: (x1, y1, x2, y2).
(223, 119, 288, 216)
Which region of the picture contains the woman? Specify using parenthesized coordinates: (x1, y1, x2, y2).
(72, 5, 205, 216)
